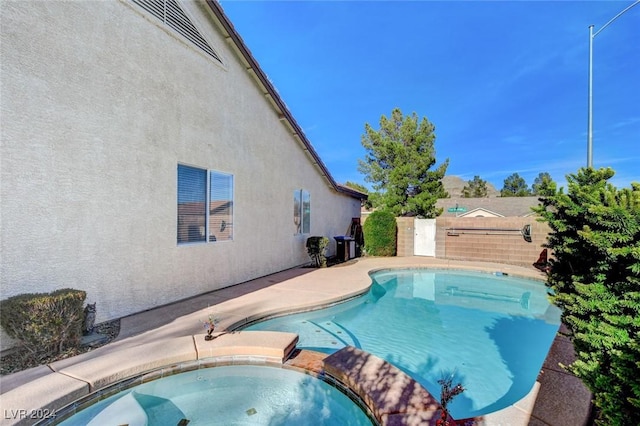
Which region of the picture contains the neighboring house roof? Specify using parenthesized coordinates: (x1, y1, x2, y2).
(436, 197, 541, 217)
(205, 1, 366, 202)
(459, 207, 505, 218)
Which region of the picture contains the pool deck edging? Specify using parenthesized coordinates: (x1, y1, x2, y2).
(0, 257, 590, 425)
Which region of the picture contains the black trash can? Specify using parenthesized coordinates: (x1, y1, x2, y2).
(334, 236, 348, 262)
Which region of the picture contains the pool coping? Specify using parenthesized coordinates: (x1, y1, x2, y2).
(0, 257, 590, 425)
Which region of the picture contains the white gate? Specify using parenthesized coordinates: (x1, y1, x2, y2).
(414, 218, 436, 256)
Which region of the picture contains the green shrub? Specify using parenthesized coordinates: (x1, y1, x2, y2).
(0, 289, 86, 358)
(363, 210, 397, 256)
(534, 167, 640, 425)
(306, 236, 329, 267)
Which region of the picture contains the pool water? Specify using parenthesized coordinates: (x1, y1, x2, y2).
(59, 365, 374, 425)
(244, 269, 561, 419)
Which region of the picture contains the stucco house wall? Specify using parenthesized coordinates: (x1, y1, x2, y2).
(0, 0, 363, 350)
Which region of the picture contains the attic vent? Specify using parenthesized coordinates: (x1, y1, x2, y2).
(131, 0, 221, 63)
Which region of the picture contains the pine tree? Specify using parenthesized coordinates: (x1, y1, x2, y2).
(358, 108, 449, 218)
(462, 175, 489, 198)
(532, 172, 556, 196)
(500, 172, 531, 197)
(534, 167, 640, 425)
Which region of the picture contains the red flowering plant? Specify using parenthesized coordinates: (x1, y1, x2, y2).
(436, 375, 465, 426)
(201, 313, 216, 341)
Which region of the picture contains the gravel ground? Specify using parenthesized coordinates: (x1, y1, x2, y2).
(0, 319, 120, 376)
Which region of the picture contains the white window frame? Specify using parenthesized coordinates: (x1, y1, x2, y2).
(177, 164, 233, 244)
(294, 189, 310, 235)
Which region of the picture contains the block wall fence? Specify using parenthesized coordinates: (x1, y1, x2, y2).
(386, 216, 551, 267)
(396, 217, 415, 257)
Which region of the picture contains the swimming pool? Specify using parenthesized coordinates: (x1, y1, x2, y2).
(57, 365, 374, 425)
(244, 268, 561, 419)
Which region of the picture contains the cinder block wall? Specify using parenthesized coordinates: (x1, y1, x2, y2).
(385, 215, 550, 266)
(395, 217, 415, 257)
(435, 216, 550, 267)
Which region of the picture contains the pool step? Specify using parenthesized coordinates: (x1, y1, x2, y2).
(196, 330, 298, 363)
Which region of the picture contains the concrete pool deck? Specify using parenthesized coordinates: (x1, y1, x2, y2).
(0, 257, 592, 425)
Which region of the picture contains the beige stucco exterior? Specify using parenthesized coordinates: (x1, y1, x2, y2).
(0, 0, 363, 350)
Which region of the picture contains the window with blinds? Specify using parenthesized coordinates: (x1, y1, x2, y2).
(131, 0, 222, 63)
(294, 189, 310, 235)
(178, 165, 233, 244)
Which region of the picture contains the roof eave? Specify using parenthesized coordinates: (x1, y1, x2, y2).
(205, 1, 363, 201)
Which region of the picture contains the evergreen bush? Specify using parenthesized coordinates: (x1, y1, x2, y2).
(306, 236, 329, 267)
(0, 289, 86, 359)
(363, 210, 397, 256)
(534, 167, 640, 425)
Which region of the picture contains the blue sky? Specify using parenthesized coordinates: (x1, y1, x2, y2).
(220, 1, 639, 192)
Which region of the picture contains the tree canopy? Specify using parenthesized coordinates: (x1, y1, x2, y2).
(343, 181, 368, 194)
(534, 167, 640, 424)
(462, 175, 489, 198)
(531, 172, 556, 196)
(344, 181, 373, 209)
(358, 108, 448, 218)
(500, 172, 531, 197)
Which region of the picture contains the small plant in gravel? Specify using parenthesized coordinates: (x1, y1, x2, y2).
(1, 319, 120, 375)
(0, 289, 86, 360)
